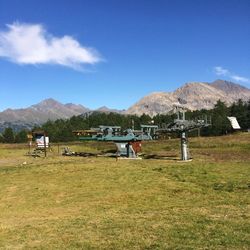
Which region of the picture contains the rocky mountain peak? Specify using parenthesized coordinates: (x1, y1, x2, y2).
(65, 103, 90, 113)
(97, 106, 109, 111)
(32, 98, 64, 110)
(126, 80, 250, 116)
(96, 106, 124, 113)
(0, 98, 89, 125)
(211, 79, 250, 93)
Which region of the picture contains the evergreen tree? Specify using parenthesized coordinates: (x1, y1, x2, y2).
(230, 99, 248, 130)
(0, 134, 4, 143)
(246, 100, 250, 130)
(139, 113, 152, 126)
(210, 100, 231, 135)
(15, 130, 28, 143)
(3, 127, 15, 143)
(29, 98, 250, 142)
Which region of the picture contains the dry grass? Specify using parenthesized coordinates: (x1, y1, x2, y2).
(0, 133, 249, 249)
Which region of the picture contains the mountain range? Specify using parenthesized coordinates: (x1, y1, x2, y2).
(126, 79, 250, 116)
(1, 79, 250, 131)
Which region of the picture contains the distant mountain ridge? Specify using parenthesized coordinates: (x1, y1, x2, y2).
(0, 79, 250, 131)
(0, 98, 90, 124)
(0, 99, 123, 132)
(126, 80, 250, 116)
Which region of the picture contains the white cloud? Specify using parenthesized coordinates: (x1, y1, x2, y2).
(214, 66, 250, 84)
(0, 22, 102, 70)
(231, 75, 250, 83)
(214, 66, 229, 76)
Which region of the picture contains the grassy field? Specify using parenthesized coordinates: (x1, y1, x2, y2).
(0, 133, 249, 249)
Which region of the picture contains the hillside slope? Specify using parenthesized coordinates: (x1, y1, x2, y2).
(126, 80, 250, 116)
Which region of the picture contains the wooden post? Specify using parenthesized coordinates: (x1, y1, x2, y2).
(27, 133, 33, 155)
(43, 133, 47, 157)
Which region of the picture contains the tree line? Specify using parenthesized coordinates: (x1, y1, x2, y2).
(0, 99, 249, 143)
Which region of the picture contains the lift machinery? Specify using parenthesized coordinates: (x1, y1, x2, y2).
(72, 107, 210, 161)
(73, 125, 158, 158)
(156, 106, 211, 161)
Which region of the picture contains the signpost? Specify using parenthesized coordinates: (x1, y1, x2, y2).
(32, 130, 48, 157)
(27, 133, 33, 154)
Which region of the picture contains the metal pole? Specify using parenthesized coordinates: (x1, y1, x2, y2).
(132, 119, 134, 131)
(182, 110, 186, 121)
(181, 131, 188, 161)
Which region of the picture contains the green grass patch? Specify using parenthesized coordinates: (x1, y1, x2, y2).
(0, 133, 249, 249)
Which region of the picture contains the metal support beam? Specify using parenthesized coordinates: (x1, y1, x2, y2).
(180, 132, 189, 161)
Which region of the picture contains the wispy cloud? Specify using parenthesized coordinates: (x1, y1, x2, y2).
(0, 22, 102, 70)
(230, 75, 250, 83)
(214, 66, 250, 84)
(214, 66, 229, 76)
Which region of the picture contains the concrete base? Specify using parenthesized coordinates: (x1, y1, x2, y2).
(177, 159, 193, 163)
(116, 157, 142, 160)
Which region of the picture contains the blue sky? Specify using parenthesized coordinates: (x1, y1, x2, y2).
(0, 0, 249, 111)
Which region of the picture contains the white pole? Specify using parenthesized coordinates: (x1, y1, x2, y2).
(181, 131, 188, 161)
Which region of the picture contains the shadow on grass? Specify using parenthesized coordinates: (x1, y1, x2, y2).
(100, 149, 117, 154)
(143, 154, 179, 160)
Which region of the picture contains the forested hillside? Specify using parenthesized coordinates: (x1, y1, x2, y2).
(0, 100, 249, 143)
